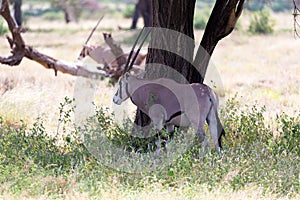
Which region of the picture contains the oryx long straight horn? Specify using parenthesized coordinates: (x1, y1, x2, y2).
(124, 27, 146, 73)
(128, 28, 151, 71)
(78, 15, 104, 60)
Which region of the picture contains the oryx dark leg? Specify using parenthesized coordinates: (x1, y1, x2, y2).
(195, 120, 209, 149)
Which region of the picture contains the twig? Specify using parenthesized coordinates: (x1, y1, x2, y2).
(0, 0, 25, 65)
(0, 0, 107, 78)
(293, 0, 300, 38)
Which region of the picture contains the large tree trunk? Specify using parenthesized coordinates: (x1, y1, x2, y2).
(133, 0, 245, 145)
(146, 0, 195, 79)
(134, 0, 196, 128)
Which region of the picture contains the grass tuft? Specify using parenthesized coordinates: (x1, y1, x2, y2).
(0, 97, 299, 198)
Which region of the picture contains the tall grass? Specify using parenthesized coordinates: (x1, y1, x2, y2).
(0, 96, 299, 199)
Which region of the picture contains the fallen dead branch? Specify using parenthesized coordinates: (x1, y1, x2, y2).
(0, 0, 146, 80)
(0, 0, 108, 78)
(293, 0, 300, 38)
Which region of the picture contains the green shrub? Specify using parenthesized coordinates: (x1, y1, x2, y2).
(0, 96, 300, 197)
(0, 97, 91, 175)
(220, 96, 299, 195)
(274, 113, 300, 155)
(42, 11, 64, 21)
(123, 5, 135, 19)
(0, 18, 8, 36)
(248, 8, 275, 34)
(271, 2, 292, 12)
(244, 1, 265, 11)
(244, 0, 292, 12)
(194, 9, 210, 30)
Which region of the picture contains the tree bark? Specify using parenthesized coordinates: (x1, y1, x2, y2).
(0, 0, 25, 65)
(133, 0, 245, 141)
(146, 0, 195, 80)
(134, 0, 196, 128)
(191, 0, 245, 83)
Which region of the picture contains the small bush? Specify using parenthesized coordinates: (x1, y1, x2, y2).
(0, 96, 300, 197)
(123, 5, 135, 19)
(244, 1, 265, 11)
(0, 98, 90, 174)
(274, 113, 300, 155)
(248, 8, 275, 34)
(42, 11, 65, 21)
(0, 18, 8, 36)
(194, 9, 210, 30)
(271, 2, 292, 12)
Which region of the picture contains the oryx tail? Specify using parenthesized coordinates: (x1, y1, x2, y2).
(208, 89, 225, 148)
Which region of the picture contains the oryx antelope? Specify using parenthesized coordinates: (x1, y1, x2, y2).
(112, 28, 225, 153)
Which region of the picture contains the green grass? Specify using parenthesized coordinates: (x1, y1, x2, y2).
(0, 96, 299, 199)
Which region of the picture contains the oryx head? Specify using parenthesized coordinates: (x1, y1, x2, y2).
(113, 72, 130, 105)
(112, 27, 151, 105)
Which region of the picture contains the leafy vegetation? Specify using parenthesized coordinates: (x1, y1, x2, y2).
(0, 96, 299, 198)
(23, 3, 65, 21)
(0, 18, 9, 36)
(194, 11, 208, 30)
(244, 0, 293, 12)
(123, 4, 135, 19)
(248, 8, 275, 34)
(0, 1, 298, 198)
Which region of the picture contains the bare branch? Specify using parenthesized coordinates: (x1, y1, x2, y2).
(24, 45, 107, 78)
(0, 0, 146, 81)
(0, 0, 25, 65)
(193, 0, 245, 82)
(78, 15, 104, 60)
(0, 0, 107, 78)
(293, 0, 300, 38)
(215, 0, 245, 40)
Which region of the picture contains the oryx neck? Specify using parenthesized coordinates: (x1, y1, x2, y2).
(126, 75, 143, 95)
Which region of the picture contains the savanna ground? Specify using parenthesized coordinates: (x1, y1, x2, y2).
(0, 1, 299, 199)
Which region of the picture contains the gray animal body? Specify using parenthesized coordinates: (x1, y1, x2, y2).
(113, 73, 225, 153)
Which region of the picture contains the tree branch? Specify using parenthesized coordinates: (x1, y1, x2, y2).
(24, 44, 107, 78)
(0, 0, 25, 65)
(192, 0, 245, 83)
(293, 0, 300, 38)
(0, 0, 107, 78)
